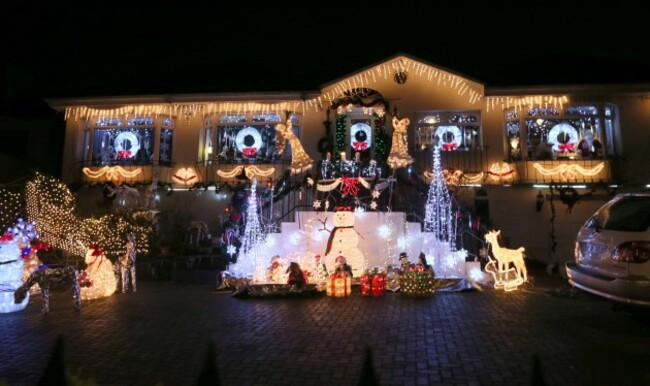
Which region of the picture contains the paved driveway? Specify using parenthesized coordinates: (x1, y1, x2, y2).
(1, 272, 649, 385)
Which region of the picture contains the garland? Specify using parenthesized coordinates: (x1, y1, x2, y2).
(335, 114, 347, 156)
(374, 113, 388, 162)
(330, 96, 389, 111)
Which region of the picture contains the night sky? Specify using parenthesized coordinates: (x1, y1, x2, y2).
(4, 2, 650, 100)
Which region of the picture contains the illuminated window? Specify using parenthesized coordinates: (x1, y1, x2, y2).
(91, 117, 154, 166)
(159, 121, 174, 167)
(505, 109, 521, 161)
(514, 105, 611, 160)
(415, 111, 481, 151)
(203, 112, 299, 163)
(604, 104, 617, 157)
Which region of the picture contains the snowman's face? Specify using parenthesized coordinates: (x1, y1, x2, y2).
(333, 211, 354, 227)
(0, 241, 21, 264)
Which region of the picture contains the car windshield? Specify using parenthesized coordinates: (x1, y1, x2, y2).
(592, 196, 650, 232)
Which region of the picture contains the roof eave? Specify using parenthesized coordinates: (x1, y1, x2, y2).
(45, 91, 322, 111)
(319, 52, 485, 90)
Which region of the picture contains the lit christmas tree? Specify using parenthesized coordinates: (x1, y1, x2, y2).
(422, 145, 465, 278)
(232, 178, 266, 282)
(423, 145, 455, 245)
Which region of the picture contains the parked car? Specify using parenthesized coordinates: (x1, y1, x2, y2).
(566, 193, 650, 306)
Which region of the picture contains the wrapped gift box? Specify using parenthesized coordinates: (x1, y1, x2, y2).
(361, 271, 386, 297)
(326, 272, 351, 297)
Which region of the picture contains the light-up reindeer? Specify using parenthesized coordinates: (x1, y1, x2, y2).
(117, 233, 137, 293)
(484, 230, 527, 291)
(15, 265, 81, 314)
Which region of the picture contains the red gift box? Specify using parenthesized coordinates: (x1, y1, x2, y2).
(361, 273, 386, 297)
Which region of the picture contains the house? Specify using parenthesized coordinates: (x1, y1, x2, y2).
(45, 53, 650, 266)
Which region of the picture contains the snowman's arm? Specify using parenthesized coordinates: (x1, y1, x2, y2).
(317, 218, 331, 232)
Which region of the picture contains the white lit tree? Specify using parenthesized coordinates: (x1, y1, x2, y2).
(423, 145, 455, 244)
(422, 145, 465, 278)
(232, 178, 267, 282)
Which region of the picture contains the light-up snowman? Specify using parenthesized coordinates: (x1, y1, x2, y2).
(324, 208, 366, 277)
(80, 244, 117, 301)
(0, 236, 29, 313)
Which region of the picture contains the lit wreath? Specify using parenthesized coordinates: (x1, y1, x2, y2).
(235, 126, 263, 157)
(114, 132, 140, 160)
(350, 123, 372, 152)
(547, 123, 579, 153)
(435, 126, 462, 151)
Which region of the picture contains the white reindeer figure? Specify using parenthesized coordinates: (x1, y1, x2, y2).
(484, 230, 527, 291)
(116, 233, 137, 293)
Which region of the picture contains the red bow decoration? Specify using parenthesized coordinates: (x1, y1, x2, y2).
(242, 147, 257, 157)
(558, 143, 575, 153)
(340, 177, 359, 197)
(488, 170, 514, 177)
(77, 271, 93, 288)
(89, 244, 104, 257)
(442, 143, 458, 151)
(117, 150, 131, 159)
(32, 242, 50, 251)
(172, 174, 197, 183)
(352, 141, 368, 151)
(0, 233, 13, 242)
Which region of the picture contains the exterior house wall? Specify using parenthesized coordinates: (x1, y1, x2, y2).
(616, 96, 650, 187)
(50, 56, 650, 265)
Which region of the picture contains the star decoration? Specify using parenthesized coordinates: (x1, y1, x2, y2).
(371, 189, 381, 199)
(226, 244, 237, 256)
(370, 201, 378, 210)
(313, 200, 321, 209)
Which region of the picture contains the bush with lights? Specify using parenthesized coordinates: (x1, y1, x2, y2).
(400, 265, 435, 298)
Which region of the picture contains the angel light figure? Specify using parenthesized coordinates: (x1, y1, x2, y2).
(275, 119, 314, 173)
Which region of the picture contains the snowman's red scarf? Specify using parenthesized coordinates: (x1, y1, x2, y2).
(325, 226, 362, 255)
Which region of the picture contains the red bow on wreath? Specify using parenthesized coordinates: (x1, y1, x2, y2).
(117, 150, 131, 159)
(442, 143, 457, 151)
(558, 143, 574, 153)
(352, 141, 368, 151)
(242, 147, 257, 157)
